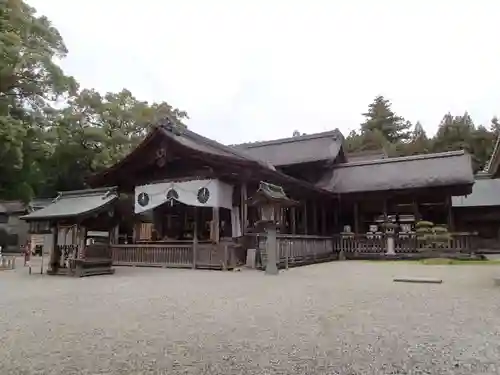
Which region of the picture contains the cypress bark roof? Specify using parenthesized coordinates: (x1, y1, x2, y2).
(90, 121, 333, 197)
(317, 150, 474, 194)
(21, 187, 118, 221)
(232, 130, 345, 166)
(452, 177, 500, 207)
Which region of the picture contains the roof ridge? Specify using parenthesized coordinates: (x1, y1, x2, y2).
(161, 125, 276, 170)
(232, 129, 343, 149)
(59, 186, 117, 198)
(334, 150, 467, 169)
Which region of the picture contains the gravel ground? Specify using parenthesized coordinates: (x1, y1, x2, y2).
(1, 258, 500, 375)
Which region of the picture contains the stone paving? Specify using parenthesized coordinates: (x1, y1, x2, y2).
(1, 258, 499, 374)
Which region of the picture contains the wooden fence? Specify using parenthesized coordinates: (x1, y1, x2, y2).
(111, 242, 238, 270)
(332, 232, 477, 259)
(109, 232, 478, 270)
(252, 234, 336, 269)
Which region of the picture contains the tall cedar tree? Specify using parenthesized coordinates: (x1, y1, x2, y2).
(361, 95, 411, 143)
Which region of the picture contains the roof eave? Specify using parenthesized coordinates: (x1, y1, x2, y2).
(21, 195, 118, 222)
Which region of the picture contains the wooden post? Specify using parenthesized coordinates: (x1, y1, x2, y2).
(212, 207, 220, 243)
(304, 201, 308, 235)
(383, 198, 388, 220)
(354, 202, 359, 234)
(312, 202, 318, 235)
(334, 201, 339, 233)
(192, 207, 198, 269)
(240, 183, 248, 236)
(110, 224, 119, 244)
(50, 223, 59, 273)
(447, 195, 454, 231)
(223, 244, 229, 270)
(321, 205, 327, 235)
(291, 207, 296, 234)
(412, 198, 420, 221)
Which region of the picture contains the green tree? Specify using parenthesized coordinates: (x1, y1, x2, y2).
(400, 121, 430, 156)
(0, 0, 77, 201)
(361, 95, 411, 143)
(39, 88, 188, 195)
(431, 112, 495, 172)
(490, 116, 500, 135)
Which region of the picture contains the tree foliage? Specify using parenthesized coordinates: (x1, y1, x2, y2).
(348, 96, 497, 171)
(0, 0, 187, 201)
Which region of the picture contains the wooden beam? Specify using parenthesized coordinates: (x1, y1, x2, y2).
(291, 207, 296, 234)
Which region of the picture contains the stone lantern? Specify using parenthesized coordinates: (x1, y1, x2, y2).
(248, 181, 297, 275)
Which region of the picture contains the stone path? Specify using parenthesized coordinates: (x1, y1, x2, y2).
(1, 260, 499, 374)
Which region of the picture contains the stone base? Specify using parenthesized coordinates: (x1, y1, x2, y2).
(246, 249, 256, 268)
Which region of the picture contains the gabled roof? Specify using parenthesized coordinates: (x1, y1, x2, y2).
(317, 150, 474, 195)
(452, 177, 500, 207)
(232, 130, 345, 167)
(21, 187, 118, 221)
(90, 121, 333, 197)
(160, 124, 276, 170)
(248, 181, 298, 207)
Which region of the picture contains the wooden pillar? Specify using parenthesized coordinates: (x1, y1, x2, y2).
(192, 207, 198, 269)
(212, 207, 220, 243)
(240, 183, 248, 236)
(50, 223, 59, 272)
(354, 202, 359, 234)
(447, 196, 454, 231)
(412, 198, 420, 221)
(312, 202, 318, 235)
(303, 201, 308, 235)
(321, 205, 327, 235)
(110, 224, 119, 245)
(334, 200, 339, 233)
(291, 207, 296, 234)
(383, 198, 388, 220)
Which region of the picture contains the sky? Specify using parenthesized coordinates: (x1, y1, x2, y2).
(29, 0, 500, 144)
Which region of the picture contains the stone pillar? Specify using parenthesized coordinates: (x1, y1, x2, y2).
(265, 225, 279, 275)
(386, 233, 396, 255)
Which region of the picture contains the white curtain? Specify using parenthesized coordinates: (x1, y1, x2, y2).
(134, 179, 234, 214)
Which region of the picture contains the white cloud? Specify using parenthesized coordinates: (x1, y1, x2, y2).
(29, 0, 500, 143)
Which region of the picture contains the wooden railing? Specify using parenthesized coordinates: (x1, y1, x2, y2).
(332, 232, 477, 257)
(251, 234, 335, 268)
(110, 242, 238, 270)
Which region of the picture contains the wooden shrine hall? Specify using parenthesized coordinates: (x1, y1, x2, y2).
(23, 118, 479, 273)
